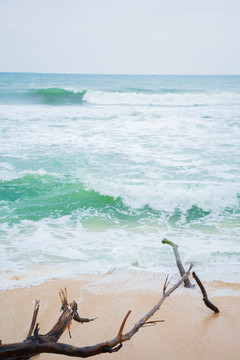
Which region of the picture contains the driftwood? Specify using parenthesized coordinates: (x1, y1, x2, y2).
(0, 239, 220, 359)
(192, 272, 220, 313)
(0, 266, 193, 359)
(162, 238, 220, 313)
(162, 238, 194, 288)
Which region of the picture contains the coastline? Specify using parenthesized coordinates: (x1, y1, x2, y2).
(0, 270, 240, 360)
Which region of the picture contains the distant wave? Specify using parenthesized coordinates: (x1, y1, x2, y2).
(28, 88, 87, 105)
(0, 88, 87, 106)
(1, 86, 240, 107)
(124, 87, 192, 94)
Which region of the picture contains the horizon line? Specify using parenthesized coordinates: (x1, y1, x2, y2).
(1, 71, 240, 76)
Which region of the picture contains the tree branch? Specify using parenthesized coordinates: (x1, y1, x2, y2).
(26, 300, 40, 340)
(192, 272, 219, 313)
(59, 288, 96, 324)
(162, 238, 194, 288)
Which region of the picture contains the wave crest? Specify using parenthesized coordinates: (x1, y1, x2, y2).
(28, 88, 86, 105)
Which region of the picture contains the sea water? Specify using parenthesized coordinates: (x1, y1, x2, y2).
(0, 73, 240, 289)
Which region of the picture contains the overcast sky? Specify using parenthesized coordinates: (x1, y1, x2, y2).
(0, 0, 239, 74)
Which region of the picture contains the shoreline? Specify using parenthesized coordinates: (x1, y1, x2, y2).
(0, 270, 240, 360)
(2, 262, 240, 292)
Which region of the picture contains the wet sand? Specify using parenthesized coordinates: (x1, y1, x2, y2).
(0, 270, 240, 360)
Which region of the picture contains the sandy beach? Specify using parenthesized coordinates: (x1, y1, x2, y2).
(0, 270, 240, 360)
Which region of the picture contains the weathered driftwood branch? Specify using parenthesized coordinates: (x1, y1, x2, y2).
(162, 238, 194, 288)
(26, 300, 78, 346)
(0, 266, 193, 359)
(192, 272, 220, 313)
(26, 300, 40, 340)
(59, 288, 96, 324)
(162, 238, 220, 313)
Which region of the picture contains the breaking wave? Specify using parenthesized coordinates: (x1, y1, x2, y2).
(1, 173, 239, 227)
(28, 88, 87, 105)
(0, 88, 87, 105)
(1, 86, 240, 107)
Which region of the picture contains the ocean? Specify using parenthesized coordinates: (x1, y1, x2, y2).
(0, 73, 240, 289)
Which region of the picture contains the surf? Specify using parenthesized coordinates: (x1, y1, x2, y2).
(1, 173, 239, 228)
(84, 89, 240, 107)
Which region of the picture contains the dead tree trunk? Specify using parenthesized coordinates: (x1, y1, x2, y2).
(0, 266, 193, 359)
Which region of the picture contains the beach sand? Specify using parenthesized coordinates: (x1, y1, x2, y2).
(0, 270, 240, 360)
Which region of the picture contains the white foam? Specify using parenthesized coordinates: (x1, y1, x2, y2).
(85, 177, 240, 217)
(84, 90, 240, 107)
(1, 211, 240, 290)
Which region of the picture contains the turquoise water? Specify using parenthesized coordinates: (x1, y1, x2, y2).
(0, 73, 240, 288)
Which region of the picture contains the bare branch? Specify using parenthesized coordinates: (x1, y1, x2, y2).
(26, 300, 40, 340)
(142, 320, 164, 327)
(117, 310, 131, 341)
(73, 313, 97, 324)
(59, 288, 69, 311)
(192, 272, 219, 313)
(43, 302, 77, 342)
(59, 288, 96, 324)
(162, 238, 194, 288)
(106, 264, 193, 348)
(163, 275, 169, 294)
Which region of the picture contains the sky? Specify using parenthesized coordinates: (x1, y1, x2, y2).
(0, 0, 240, 74)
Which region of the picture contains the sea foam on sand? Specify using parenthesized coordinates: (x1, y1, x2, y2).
(0, 270, 240, 360)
